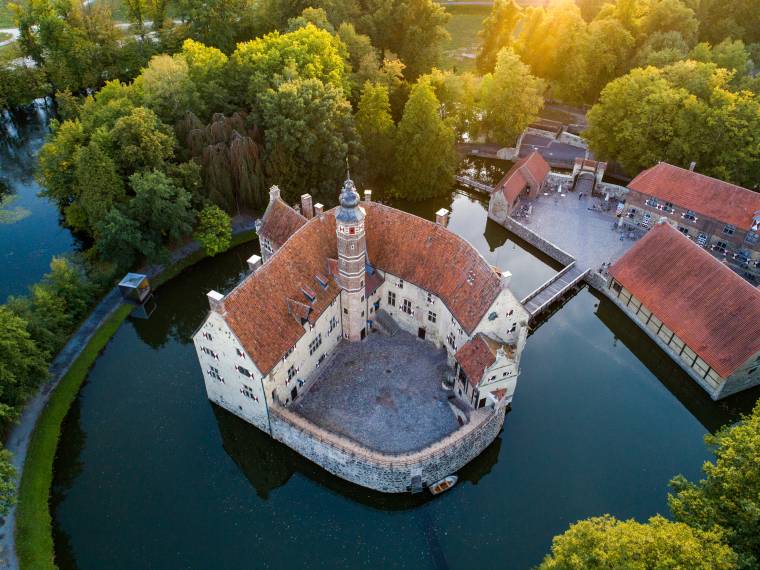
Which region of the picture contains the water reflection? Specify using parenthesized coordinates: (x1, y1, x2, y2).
(212, 402, 504, 508)
(592, 291, 760, 432)
(0, 103, 77, 300)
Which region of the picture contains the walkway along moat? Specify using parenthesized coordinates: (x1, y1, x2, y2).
(48, 186, 760, 570)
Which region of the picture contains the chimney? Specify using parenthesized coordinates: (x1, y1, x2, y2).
(689, 161, 696, 171)
(269, 185, 280, 202)
(247, 254, 262, 273)
(501, 270, 512, 289)
(364, 190, 372, 202)
(435, 208, 449, 227)
(301, 193, 314, 219)
(207, 290, 225, 314)
(314, 203, 324, 217)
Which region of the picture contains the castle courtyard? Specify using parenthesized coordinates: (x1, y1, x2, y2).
(292, 330, 459, 454)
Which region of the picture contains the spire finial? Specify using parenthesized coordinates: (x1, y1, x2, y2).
(346, 157, 351, 181)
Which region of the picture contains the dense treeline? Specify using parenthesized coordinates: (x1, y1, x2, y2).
(476, 0, 760, 186)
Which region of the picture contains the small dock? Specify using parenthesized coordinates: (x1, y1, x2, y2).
(521, 262, 589, 322)
(456, 176, 494, 194)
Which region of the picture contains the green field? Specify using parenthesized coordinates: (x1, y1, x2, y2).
(440, 4, 490, 73)
(0, 1, 13, 28)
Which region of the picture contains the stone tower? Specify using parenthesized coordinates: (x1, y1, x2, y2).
(336, 175, 367, 341)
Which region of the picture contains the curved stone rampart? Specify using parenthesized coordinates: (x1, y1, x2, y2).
(269, 404, 506, 493)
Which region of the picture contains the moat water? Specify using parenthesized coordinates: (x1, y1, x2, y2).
(0, 106, 77, 301)
(3, 114, 759, 568)
(49, 186, 759, 569)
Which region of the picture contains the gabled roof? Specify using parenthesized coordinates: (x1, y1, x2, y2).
(496, 151, 551, 204)
(609, 223, 760, 378)
(627, 163, 760, 231)
(363, 202, 502, 333)
(258, 198, 307, 247)
(454, 333, 512, 386)
(224, 214, 341, 374)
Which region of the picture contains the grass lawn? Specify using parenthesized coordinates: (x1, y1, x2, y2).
(14, 229, 258, 570)
(15, 303, 134, 570)
(0, 1, 13, 28)
(440, 4, 490, 73)
(0, 40, 19, 61)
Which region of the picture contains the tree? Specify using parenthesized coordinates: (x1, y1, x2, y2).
(355, 82, 395, 184)
(539, 515, 738, 569)
(230, 24, 351, 108)
(108, 107, 175, 173)
(96, 170, 195, 266)
(68, 142, 125, 235)
(639, 0, 699, 45)
(476, 0, 522, 74)
(696, 0, 760, 44)
(258, 78, 357, 201)
(690, 39, 751, 76)
(0, 449, 16, 516)
(180, 39, 232, 119)
(175, 0, 254, 53)
(669, 401, 760, 568)
(134, 54, 201, 124)
(584, 65, 760, 187)
(356, 0, 450, 79)
(578, 18, 635, 103)
(195, 205, 232, 256)
(634, 31, 690, 68)
(419, 68, 479, 137)
(179, 111, 265, 211)
(0, 306, 48, 421)
(391, 81, 456, 200)
(478, 47, 544, 145)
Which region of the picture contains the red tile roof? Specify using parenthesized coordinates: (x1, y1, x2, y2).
(496, 151, 551, 204)
(258, 199, 307, 247)
(627, 163, 760, 231)
(224, 214, 341, 373)
(365, 268, 384, 296)
(608, 223, 760, 377)
(222, 202, 504, 373)
(455, 333, 500, 386)
(363, 202, 502, 333)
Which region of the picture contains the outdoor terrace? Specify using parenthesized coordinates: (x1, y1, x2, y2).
(292, 330, 459, 454)
(516, 187, 636, 271)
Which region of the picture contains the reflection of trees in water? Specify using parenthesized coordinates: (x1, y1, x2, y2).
(51, 397, 87, 570)
(459, 156, 512, 186)
(593, 290, 760, 433)
(212, 403, 503, 510)
(129, 241, 260, 349)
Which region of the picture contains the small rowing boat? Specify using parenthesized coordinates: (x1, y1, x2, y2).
(428, 475, 457, 495)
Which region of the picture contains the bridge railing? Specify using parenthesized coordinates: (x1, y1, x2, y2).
(521, 260, 578, 306)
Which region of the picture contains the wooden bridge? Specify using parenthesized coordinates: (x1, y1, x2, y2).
(521, 262, 589, 322)
(456, 176, 495, 194)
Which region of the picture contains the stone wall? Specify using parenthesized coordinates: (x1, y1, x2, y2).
(270, 404, 506, 493)
(497, 216, 575, 266)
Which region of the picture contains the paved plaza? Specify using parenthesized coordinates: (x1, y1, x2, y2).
(292, 330, 459, 454)
(517, 190, 636, 271)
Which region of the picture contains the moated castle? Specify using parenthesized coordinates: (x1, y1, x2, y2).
(192, 177, 529, 493)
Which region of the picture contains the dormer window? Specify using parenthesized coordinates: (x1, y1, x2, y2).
(302, 286, 317, 303)
(315, 274, 328, 289)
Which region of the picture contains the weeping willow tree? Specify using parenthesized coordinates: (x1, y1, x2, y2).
(177, 111, 265, 213)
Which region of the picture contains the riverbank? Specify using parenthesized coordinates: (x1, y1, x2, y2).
(6, 221, 259, 570)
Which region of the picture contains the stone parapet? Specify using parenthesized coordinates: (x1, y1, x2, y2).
(270, 404, 506, 493)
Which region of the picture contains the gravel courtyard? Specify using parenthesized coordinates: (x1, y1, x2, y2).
(292, 330, 459, 454)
